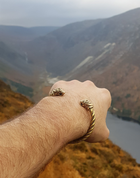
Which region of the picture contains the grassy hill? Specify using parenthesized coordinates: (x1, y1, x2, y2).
(0, 79, 32, 123)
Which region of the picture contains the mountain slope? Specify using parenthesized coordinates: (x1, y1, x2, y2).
(25, 19, 103, 75)
(0, 25, 60, 93)
(0, 41, 36, 88)
(25, 8, 140, 76)
(0, 79, 140, 178)
(0, 41, 31, 74)
(66, 8, 140, 120)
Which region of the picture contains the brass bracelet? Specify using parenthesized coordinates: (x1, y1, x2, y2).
(49, 88, 96, 143)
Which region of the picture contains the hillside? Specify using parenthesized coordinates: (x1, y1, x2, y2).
(0, 25, 59, 95)
(0, 40, 37, 91)
(66, 8, 140, 120)
(39, 140, 140, 178)
(0, 79, 32, 124)
(24, 19, 102, 75)
(0, 79, 140, 178)
(0, 41, 31, 75)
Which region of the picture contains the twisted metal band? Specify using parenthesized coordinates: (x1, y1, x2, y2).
(49, 88, 65, 96)
(49, 88, 96, 143)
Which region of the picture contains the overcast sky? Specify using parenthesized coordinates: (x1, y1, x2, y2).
(0, 0, 140, 27)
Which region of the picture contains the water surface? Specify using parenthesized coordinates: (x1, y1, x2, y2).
(106, 112, 140, 163)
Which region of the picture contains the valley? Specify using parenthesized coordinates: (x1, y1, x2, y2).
(0, 8, 140, 120)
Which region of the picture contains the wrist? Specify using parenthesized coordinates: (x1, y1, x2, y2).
(36, 95, 90, 145)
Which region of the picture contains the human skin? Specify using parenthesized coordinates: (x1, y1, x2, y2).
(0, 80, 111, 178)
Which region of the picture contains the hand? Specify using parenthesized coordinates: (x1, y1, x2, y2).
(49, 80, 111, 143)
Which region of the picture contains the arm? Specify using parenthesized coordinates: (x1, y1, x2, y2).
(0, 80, 111, 178)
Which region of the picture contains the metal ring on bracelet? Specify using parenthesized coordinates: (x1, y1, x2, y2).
(49, 88, 96, 143)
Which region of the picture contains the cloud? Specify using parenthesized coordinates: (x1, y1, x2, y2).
(0, 0, 140, 26)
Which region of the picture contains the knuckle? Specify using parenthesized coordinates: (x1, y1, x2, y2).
(69, 80, 81, 85)
(71, 80, 79, 83)
(102, 88, 110, 95)
(84, 80, 95, 86)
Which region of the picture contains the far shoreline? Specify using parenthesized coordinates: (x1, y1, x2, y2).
(109, 109, 140, 125)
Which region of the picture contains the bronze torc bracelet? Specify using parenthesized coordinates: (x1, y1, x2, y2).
(49, 88, 96, 143)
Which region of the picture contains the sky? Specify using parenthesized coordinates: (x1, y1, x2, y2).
(0, 0, 140, 27)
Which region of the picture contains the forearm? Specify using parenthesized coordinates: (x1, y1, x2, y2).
(0, 97, 73, 178)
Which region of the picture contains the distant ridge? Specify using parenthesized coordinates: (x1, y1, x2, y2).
(0, 25, 59, 46)
(0, 25, 59, 37)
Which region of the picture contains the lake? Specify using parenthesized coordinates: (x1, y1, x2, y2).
(106, 112, 140, 163)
